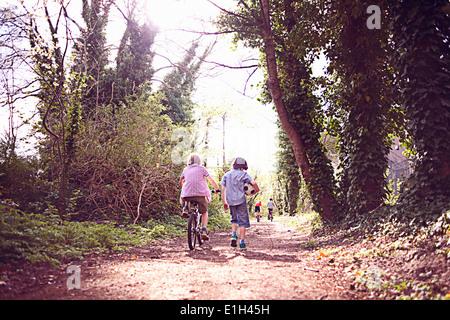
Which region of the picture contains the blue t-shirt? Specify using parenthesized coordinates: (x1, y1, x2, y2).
(220, 169, 253, 206)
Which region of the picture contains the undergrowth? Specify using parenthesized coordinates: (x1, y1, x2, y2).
(280, 204, 450, 300)
(0, 201, 229, 268)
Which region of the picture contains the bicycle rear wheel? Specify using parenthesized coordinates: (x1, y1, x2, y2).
(187, 212, 197, 250)
(197, 214, 204, 247)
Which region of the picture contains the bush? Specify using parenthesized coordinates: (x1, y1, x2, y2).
(0, 141, 51, 213)
(0, 204, 157, 267)
(0, 199, 231, 267)
(70, 95, 182, 222)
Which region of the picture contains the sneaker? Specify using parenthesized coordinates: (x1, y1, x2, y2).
(181, 205, 189, 218)
(239, 242, 247, 250)
(201, 228, 210, 241)
(230, 235, 238, 247)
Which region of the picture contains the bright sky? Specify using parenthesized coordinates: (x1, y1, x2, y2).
(145, 0, 279, 176)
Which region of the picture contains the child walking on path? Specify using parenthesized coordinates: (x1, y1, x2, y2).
(221, 157, 259, 250)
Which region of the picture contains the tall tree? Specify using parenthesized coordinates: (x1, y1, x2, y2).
(108, 17, 156, 106)
(73, 0, 157, 112)
(271, 0, 339, 221)
(217, 0, 339, 223)
(28, 2, 83, 218)
(159, 42, 212, 124)
(324, 1, 395, 218)
(391, 0, 450, 218)
(276, 123, 301, 216)
(72, 0, 112, 117)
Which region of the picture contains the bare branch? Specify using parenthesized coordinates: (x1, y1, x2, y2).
(205, 0, 254, 23)
(161, 27, 259, 37)
(202, 59, 258, 70)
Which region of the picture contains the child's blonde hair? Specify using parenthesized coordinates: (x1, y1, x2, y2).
(187, 153, 201, 165)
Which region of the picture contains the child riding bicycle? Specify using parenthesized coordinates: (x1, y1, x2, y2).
(180, 153, 220, 240)
(267, 198, 275, 221)
(255, 201, 262, 221)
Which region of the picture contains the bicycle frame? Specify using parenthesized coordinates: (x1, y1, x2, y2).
(185, 190, 220, 250)
(187, 201, 203, 250)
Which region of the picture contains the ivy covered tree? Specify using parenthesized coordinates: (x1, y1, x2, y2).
(107, 18, 157, 106)
(217, 0, 339, 223)
(276, 122, 301, 216)
(391, 0, 450, 219)
(270, 0, 339, 221)
(71, 0, 112, 117)
(324, 1, 400, 219)
(73, 1, 157, 113)
(28, 2, 85, 218)
(159, 42, 212, 124)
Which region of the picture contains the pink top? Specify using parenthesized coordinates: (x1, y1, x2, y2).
(180, 164, 211, 202)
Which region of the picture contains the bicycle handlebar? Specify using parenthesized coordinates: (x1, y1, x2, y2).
(211, 189, 221, 194)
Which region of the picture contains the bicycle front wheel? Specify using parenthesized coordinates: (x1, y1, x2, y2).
(187, 213, 197, 250)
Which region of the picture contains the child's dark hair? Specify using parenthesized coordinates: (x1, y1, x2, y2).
(233, 157, 248, 170)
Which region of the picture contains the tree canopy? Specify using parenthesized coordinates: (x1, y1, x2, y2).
(0, 0, 208, 221)
(0, 0, 448, 228)
(215, 0, 449, 224)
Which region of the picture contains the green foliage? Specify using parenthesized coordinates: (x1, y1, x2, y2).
(107, 19, 157, 106)
(0, 198, 230, 267)
(0, 141, 47, 212)
(0, 204, 141, 267)
(276, 122, 301, 216)
(390, 0, 450, 220)
(158, 42, 211, 124)
(70, 94, 181, 222)
(323, 1, 398, 218)
(216, 0, 340, 223)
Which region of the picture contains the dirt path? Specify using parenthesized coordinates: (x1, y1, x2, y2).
(8, 219, 352, 300)
(3, 214, 449, 302)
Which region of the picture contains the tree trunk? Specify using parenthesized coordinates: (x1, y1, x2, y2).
(259, 0, 336, 223)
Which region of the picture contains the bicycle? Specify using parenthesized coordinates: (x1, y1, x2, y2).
(268, 209, 273, 222)
(186, 190, 220, 251)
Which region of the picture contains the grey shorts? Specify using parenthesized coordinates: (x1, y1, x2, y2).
(229, 201, 250, 228)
